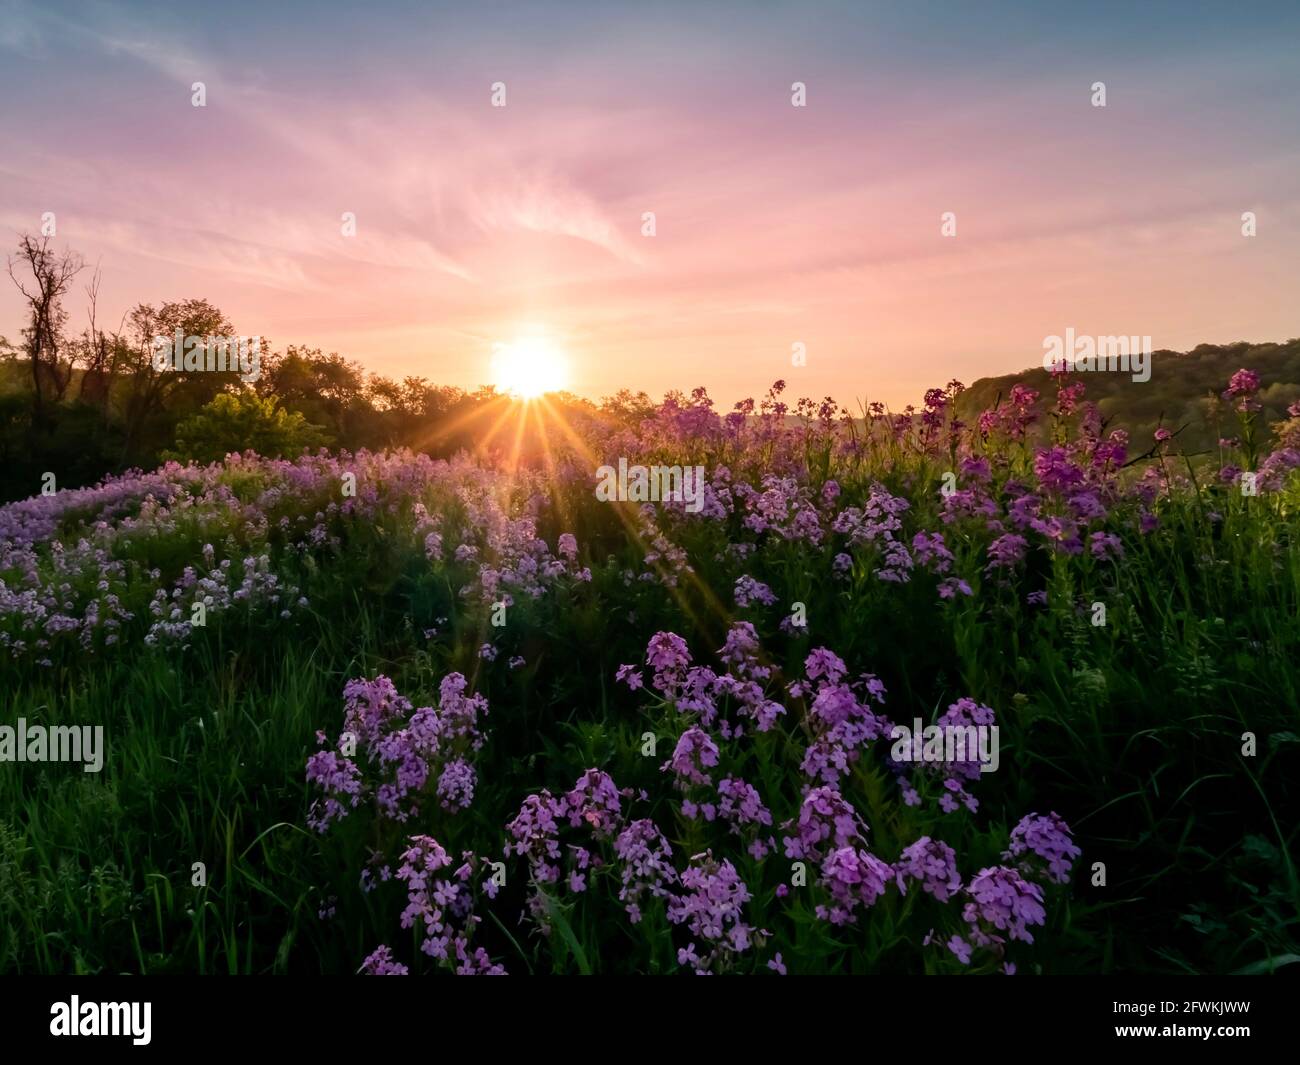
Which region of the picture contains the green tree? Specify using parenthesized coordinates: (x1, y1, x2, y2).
(163, 392, 329, 464)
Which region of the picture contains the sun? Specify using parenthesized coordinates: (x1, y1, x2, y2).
(491, 337, 570, 399)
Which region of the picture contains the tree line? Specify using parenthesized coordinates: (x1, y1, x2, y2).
(1, 233, 656, 502)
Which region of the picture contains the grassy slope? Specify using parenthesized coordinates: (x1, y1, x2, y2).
(2, 453, 1297, 975)
(958, 339, 1300, 453)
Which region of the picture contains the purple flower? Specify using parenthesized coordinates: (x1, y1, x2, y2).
(436, 759, 476, 811)
(614, 819, 676, 922)
(564, 769, 625, 839)
(305, 748, 364, 831)
(646, 631, 691, 672)
(360, 945, 409, 975)
(912, 530, 954, 573)
(505, 790, 566, 884)
(937, 577, 973, 599)
(394, 836, 505, 974)
(946, 935, 973, 965)
(986, 533, 1028, 572)
(1088, 531, 1123, 562)
(1004, 811, 1081, 885)
(734, 574, 777, 608)
(815, 846, 893, 925)
(664, 727, 720, 787)
(307, 672, 488, 829)
(895, 836, 962, 902)
(667, 855, 756, 973)
(1224, 368, 1260, 397)
(804, 647, 847, 684)
(716, 776, 776, 858)
(616, 663, 644, 690)
(897, 697, 997, 814)
(782, 785, 868, 862)
(962, 865, 1047, 948)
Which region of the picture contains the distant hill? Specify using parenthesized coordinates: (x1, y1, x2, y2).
(957, 339, 1300, 453)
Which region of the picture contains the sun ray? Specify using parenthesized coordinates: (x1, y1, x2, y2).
(532, 396, 737, 639)
(404, 392, 512, 454)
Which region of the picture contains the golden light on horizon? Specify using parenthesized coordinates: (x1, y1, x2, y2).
(491, 336, 570, 399)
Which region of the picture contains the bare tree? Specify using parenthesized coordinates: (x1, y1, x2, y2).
(75, 265, 121, 415)
(6, 233, 85, 424)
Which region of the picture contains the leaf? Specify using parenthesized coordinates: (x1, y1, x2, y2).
(1231, 954, 1300, 975)
(536, 888, 592, 975)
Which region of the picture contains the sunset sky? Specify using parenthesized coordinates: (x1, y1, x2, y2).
(2, 0, 1298, 409)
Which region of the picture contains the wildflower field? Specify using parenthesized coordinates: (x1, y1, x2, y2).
(2, 371, 1298, 976)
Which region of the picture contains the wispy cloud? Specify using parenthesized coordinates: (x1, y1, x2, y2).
(2, 1, 1299, 405)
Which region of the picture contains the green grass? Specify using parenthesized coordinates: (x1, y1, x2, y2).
(1, 447, 1298, 974)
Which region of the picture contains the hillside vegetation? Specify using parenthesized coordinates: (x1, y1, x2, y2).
(958, 339, 1300, 454)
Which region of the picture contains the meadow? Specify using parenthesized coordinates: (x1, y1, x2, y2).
(1, 369, 1297, 975)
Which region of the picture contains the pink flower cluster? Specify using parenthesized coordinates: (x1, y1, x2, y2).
(307, 673, 488, 831)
